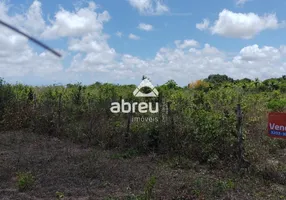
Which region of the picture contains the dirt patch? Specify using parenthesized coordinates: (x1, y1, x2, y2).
(0, 131, 285, 200)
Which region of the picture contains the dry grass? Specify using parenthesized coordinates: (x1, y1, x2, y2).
(0, 131, 285, 200)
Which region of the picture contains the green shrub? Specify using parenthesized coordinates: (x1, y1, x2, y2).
(212, 179, 235, 197)
(2, 76, 286, 170)
(16, 172, 35, 192)
(56, 191, 65, 199)
(267, 99, 286, 112)
(143, 176, 157, 200)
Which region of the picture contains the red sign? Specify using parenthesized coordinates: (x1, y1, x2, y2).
(268, 112, 286, 139)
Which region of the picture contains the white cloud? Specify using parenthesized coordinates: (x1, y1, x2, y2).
(40, 1, 116, 77)
(232, 44, 286, 78)
(68, 33, 109, 52)
(24, 0, 46, 35)
(0, 1, 63, 78)
(175, 40, 200, 49)
(138, 23, 153, 31)
(116, 31, 123, 37)
(236, 0, 250, 6)
(0, 0, 45, 36)
(0, 29, 63, 77)
(71, 49, 116, 68)
(128, 0, 169, 15)
(198, 9, 282, 39)
(67, 40, 286, 85)
(1, 1, 286, 86)
(129, 33, 140, 40)
(233, 44, 281, 63)
(196, 19, 210, 31)
(41, 2, 110, 39)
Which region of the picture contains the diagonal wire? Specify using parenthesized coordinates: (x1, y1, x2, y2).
(0, 19, 62, 58)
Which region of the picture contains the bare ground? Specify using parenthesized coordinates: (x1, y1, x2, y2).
(0, 131, 285, 200)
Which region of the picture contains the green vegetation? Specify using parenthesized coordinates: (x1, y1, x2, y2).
(142, 176, 157, 200)
(0, 75, 286, 165)
(190, 177, 236, 199)
(16, 172, 35, 192)
(111, 149, 140, 159)
(55, 191, 65, 199)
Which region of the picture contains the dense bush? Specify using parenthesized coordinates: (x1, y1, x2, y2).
(1, 75, 286, 167)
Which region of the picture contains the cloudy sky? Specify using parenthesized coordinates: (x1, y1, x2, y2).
(1, 0, 286, 86)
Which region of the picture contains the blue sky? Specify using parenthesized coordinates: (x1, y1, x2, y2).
(1, 0, 286, 86)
